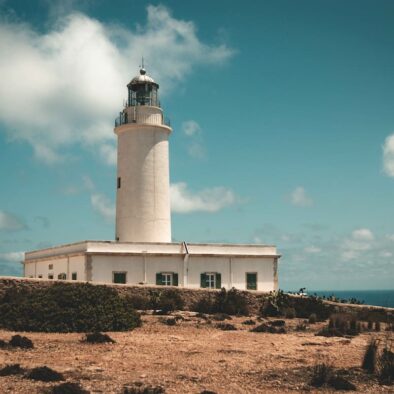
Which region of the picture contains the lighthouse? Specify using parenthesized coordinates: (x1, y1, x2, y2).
(114, 67, 172, 243)
(23, 65, 280, 291)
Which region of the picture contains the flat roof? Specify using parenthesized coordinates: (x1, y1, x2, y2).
(24, 240, 279, 261)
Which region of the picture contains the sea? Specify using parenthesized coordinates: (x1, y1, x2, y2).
(305, 290, 394, 308)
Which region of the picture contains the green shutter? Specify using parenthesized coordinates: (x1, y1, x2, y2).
(200, 273, 207, 288)
(173, 273, 178, 286)
(156, 273, 163, 286)
(216, 273, 222, 289)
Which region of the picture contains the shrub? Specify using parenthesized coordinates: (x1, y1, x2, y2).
(126, 294, 150, 310)
(284, 307, 296, 319)
(310, 362, 356, 390)
(317, 313, 360, 337)
(242, 319, 256, 325)
(216, 322, 237, 331)
(0, 364, 24, 376)
(270, 319, 285, 327)
(308, 313, 317, 324)
(150, 289, 184, 314)
(362, 339, 378, 374)
(9, 335, 34, 349)
(0, 283, 141, 332)
(0, 339, 7, 348)
(193, 288, 249, 316)
(160, 317, 176, 326)
(51, 382, 89, 394)
(310, 362, 333, 387)
(327, 375, 356, 391)
(84, 332, 115, 344)
(377, 346, 394, 385)
(27, 366, 64, 382)
(251, 323, 286, 334)
(295, 322, 308, 331)
(123, 384, 165, 393)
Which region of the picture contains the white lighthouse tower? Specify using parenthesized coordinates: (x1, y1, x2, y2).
(114, 67, 172, 243)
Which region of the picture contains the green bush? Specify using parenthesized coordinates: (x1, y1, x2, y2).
(149, 289, 184, 313)
(0, 283, 141, 332)
(193, 288, 249, 316)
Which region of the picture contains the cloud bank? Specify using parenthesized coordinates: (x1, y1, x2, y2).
(0, 5, 233, 164)
(0, 211, 27, 232)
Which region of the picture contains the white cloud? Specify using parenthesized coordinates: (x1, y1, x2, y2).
(171, 182, 238, 213)
(182, 120, 201, 136)
(341, 228, 374, 261)
(290, 186, 313, 207)
(0, 251, 24, 263)
(379, 251, 392, 258)
(0, 211, 26, 232)
(386, 234, 394, 242)
(352, 228, 374, 241)
(383, 134, 394, 177)
(304, 246, 321, 254)
(91, 193, 115, 223)
(0, 6, 234, 165)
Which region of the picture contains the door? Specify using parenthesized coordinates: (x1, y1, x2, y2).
(246, 272, 257, 290)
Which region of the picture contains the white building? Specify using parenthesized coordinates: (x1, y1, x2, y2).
(24, 67, 280, 291)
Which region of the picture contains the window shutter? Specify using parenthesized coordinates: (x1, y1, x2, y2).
(156, 273, 163, 286)
(200, 273, 206, 288)
(216, 273, 222, 289)
(173, 273, 178, 286)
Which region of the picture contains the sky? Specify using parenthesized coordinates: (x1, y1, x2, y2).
(0, 0, 394, 290)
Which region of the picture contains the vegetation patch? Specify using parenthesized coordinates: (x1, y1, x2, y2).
(377, 346, 394, 385)
(0, 339, 7, 348)
(193, 288, 249, 316)
(27, 366, 64, 382)
(316, 313, 361, 337)
(215, 323, 237, 331)
(0, 363, 25, 376)
(242, 319, 256, 325)
(160, 317, 177, 326)
(212, 313, 232, 321)
(84, 332, 115, 344)
(260, 290, 333, 320)
(51, 382, 89, 394)
(310, 363, 356, 390)
(250, 323, 286, 334)
(362, 339, 378, 374)
(123, 383, 165, 393)
(9, 335, 34, 349)
(149, 289, 184, 314)
(0, 283, 141, 332)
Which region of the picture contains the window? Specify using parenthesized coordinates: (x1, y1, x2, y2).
(113, 272, 127, 284)
(48, 274, 54, 280)
(48, 264, 53, 270)
(38, 275, 43, 279)
(117, 177, 121, 189)
(72, 272, 77, 280)
(58, 273, 66, 280)
(156, 272, 178, 286)
(200, 272, 221, 289)
(246, 272, 257, 290)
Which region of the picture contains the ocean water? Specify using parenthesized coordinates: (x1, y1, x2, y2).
(307, 290, 394, 308)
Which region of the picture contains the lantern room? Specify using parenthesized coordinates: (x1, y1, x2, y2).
(127, 68, 159, 107)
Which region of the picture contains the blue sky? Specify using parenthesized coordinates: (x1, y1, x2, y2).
(0, 0, 394, 290)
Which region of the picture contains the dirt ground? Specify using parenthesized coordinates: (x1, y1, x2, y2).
(0, 313, 393, 393)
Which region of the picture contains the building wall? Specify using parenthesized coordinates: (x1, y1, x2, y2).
(25, 253, 277, 291)
(24, 255, 86, 281)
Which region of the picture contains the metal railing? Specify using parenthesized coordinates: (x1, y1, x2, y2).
(114, 113, 171, 128)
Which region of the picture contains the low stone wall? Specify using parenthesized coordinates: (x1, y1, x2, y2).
(0, 277, 393, 319)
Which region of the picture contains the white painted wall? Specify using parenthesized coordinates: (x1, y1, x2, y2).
(24, 255, 86, 281)
(115, 105, 172, 243)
